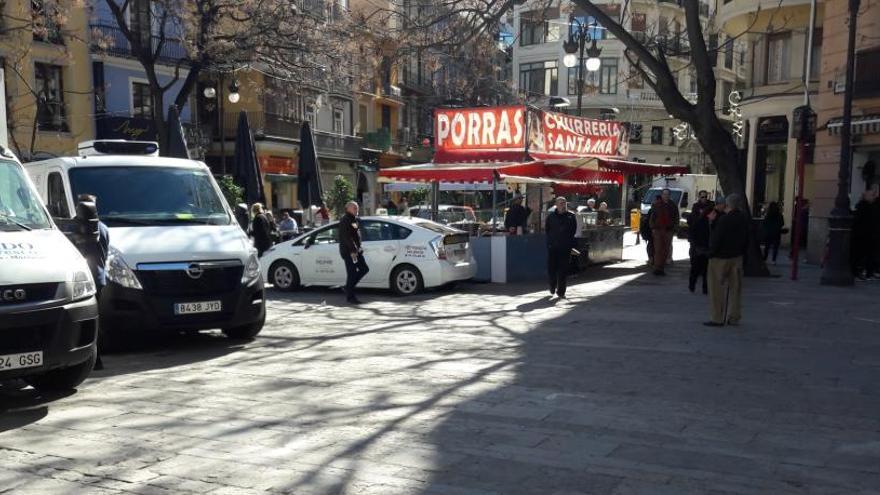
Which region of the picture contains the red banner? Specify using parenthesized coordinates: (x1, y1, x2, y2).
(529, 111, 629, 160)
(433, 106, 527, 163)
(433, 106, 628, 163)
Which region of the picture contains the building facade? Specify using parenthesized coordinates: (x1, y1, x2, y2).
(808, 0, 880, 261)
(1, 0, 94, 160)
(719, 0, 823, 231)
(511, 0, 721, 169)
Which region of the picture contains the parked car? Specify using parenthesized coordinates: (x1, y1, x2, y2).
(262, 216, 477, 295)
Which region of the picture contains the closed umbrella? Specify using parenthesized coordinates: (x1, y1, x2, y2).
(163, 105, 190, 159)
(233, 110, 266, 206)
(297, 121, 324, 216)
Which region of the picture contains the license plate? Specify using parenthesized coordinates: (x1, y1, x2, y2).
(0, 351, 43, 371)
(174, 300, 222, 315)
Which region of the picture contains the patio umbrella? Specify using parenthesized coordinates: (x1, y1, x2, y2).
(233, 110, 266, 206)
(163, 105, 190, 159)
(297, 121, 324, 212)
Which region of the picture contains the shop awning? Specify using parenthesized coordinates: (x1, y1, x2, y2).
(596, 158, 690, 175)
(378, 161, 624, 186)
(827, 115, 880, 136)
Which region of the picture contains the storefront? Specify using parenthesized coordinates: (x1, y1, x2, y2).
(753, 116, 790, 216)
(258, 155, 297, 211)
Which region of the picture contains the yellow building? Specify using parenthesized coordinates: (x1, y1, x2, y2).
(1, 0, 94, 160)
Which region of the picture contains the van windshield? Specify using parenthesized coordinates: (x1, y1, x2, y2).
(642, 189, 683, 206)
(0, 159, 51, 231)
(69, 166, 232, 226)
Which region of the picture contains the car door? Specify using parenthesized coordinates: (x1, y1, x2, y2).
(300, 224, 342, 285)
(359, 220, 404, 285)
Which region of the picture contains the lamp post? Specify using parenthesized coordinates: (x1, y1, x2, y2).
(821, 0, 859, 286)
(203, 75, 242, 175)
(563, 16, 602, 116)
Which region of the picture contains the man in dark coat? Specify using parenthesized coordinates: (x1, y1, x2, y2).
(250, 203, 273, 256)
(504, 194, 531, 235)
(688, 201, 714, 294)
(705, 193, 750, 327)
(851, 189, 878, 280)
(688, 190, 710, 228)
(339, 201, 369, 304)
(545, 196, 577, 298)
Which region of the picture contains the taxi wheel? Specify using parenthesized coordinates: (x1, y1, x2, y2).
(270, 260, 299, 291)
(391, 264, 423, 296)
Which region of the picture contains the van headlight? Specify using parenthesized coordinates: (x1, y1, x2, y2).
(71, 270, 96, 301)
(242, 251, 261, 283)
(106, 248, 142, 289)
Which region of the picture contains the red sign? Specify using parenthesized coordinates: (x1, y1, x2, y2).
(529, 111, 629, 160)
(260, 155, 297, 175)
(433, 106, 628, 163)
(434, 106, 526, 162)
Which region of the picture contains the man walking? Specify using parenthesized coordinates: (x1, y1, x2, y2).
(649, 188, 679, 275)
(704, 193, 750, 327)
(688, 190, 710, 228)
(545, 196, 577, 298)
(339, 201, 369, 304)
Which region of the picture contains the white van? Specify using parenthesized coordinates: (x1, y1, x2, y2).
(1, 147, 99, 391)
(25, 141, 265, 348)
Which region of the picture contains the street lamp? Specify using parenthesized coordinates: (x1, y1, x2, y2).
(563, 16, 602, 116)
(227, 79, 241, 104)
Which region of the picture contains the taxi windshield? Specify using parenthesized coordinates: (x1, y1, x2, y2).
(0, 159, 51, 231)
(69, 166, 232, 226)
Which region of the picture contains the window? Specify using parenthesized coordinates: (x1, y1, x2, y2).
(708, 34, 719, 68)
(766, 32, 791, 83)
(629, 124, 643, 144)
(360, 220, 412, 242)
(31, 0, 63, 44)
(658, 16, 669, 37)
(631, 13, 646, 32)
(357, 104, 367, 135)
(333, 108, 344, 134)
(519, 61, 558, 96)
(129, 0, 152, 45)
(131, 81, 152, 118)
(597, 58, 618, 94)
(519, 9, 560, 46)
(809, 28, 823, 81)
(311, 226, 339, 244)
(724, 36, 734, 70)
(306, 105, 317, 127)
(567, 67, 580, 95)
(46, 171, 69, 218)
(650, 126, 664, 145)
(34, 63, 67, 132)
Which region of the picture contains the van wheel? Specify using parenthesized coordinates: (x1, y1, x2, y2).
(391, 265, 423, 296)
(26, 351, 96, 392)
(270, 260, 300, 291)
(222, 313, 265, 340)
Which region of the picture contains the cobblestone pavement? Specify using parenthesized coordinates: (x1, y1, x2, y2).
(2, 240, 880, 494)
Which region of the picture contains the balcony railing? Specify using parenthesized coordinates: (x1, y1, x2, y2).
(90, 23, 189, 65)
(217, 111, 362, 161)
(364, 128, 392, 151)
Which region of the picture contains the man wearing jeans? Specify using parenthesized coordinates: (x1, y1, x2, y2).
(339, 201, 369, 305)
(704, 193, 750, 327)
(649, 188, 679, 275)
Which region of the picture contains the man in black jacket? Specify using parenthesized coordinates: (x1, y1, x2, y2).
(504, 194, 531, 235)
(705, 193, 750, 326)
(545, 196, 577, 298)
(339, 201, 369, 304)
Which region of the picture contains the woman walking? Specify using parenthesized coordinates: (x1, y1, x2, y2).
(761, 202, 785, 264)
(688, 201, 714, 294)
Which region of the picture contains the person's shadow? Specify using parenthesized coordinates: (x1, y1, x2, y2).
(0, 380, 71, 433)
(515, 295, 556, 313)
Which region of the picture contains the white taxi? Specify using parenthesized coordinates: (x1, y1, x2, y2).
(261, 216, 477, 295)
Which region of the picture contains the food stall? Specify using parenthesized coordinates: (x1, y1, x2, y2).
(379, 105, 688, 283)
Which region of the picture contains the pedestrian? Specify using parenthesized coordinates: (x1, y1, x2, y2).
(545, 196, 577, 299)
(504, 193, 531, 235)
(386, 198, 399, 215)
(688, 200, 714, 294)
(399, 196, 410, 216)
(688, 190, 711, 228)
(250, 203, 273, 256)
(597, 201, 610, 226)
(641, 196, 661, 265)
(851, 189, 878, 280)
(704, 193, 750, 327)
(278, 211, 298, 241)
(339, 201, 369, 304)
(265, 210, 280, 244)
(648, 188, 679, 275)
(74, 194, 109, 370)
(760, 201, 785, 264)
(317, 204, 330, 225)
(584, 198, 596, 212)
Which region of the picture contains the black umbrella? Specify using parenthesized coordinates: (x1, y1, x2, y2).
(233, 110, 266, 206)
(297, 121, 324, 211)
(163, 105, 190, 159)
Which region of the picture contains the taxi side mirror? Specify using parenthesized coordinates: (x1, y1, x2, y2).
(304, 237, 313, 249)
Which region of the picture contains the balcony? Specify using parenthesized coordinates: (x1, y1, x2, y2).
(217, 111, 362, 161)
(90, 23, 189, 65)
(364, 128, 393, 152)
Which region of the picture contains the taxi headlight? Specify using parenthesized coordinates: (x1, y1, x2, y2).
(242, 251, 261, 283)
(71, 270, 96, 301)
(106, 248, 142, 289)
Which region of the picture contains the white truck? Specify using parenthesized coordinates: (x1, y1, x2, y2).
(640, 174, 720, 237)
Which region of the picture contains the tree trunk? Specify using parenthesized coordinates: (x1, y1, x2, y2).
(693, 115, 770, 277)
